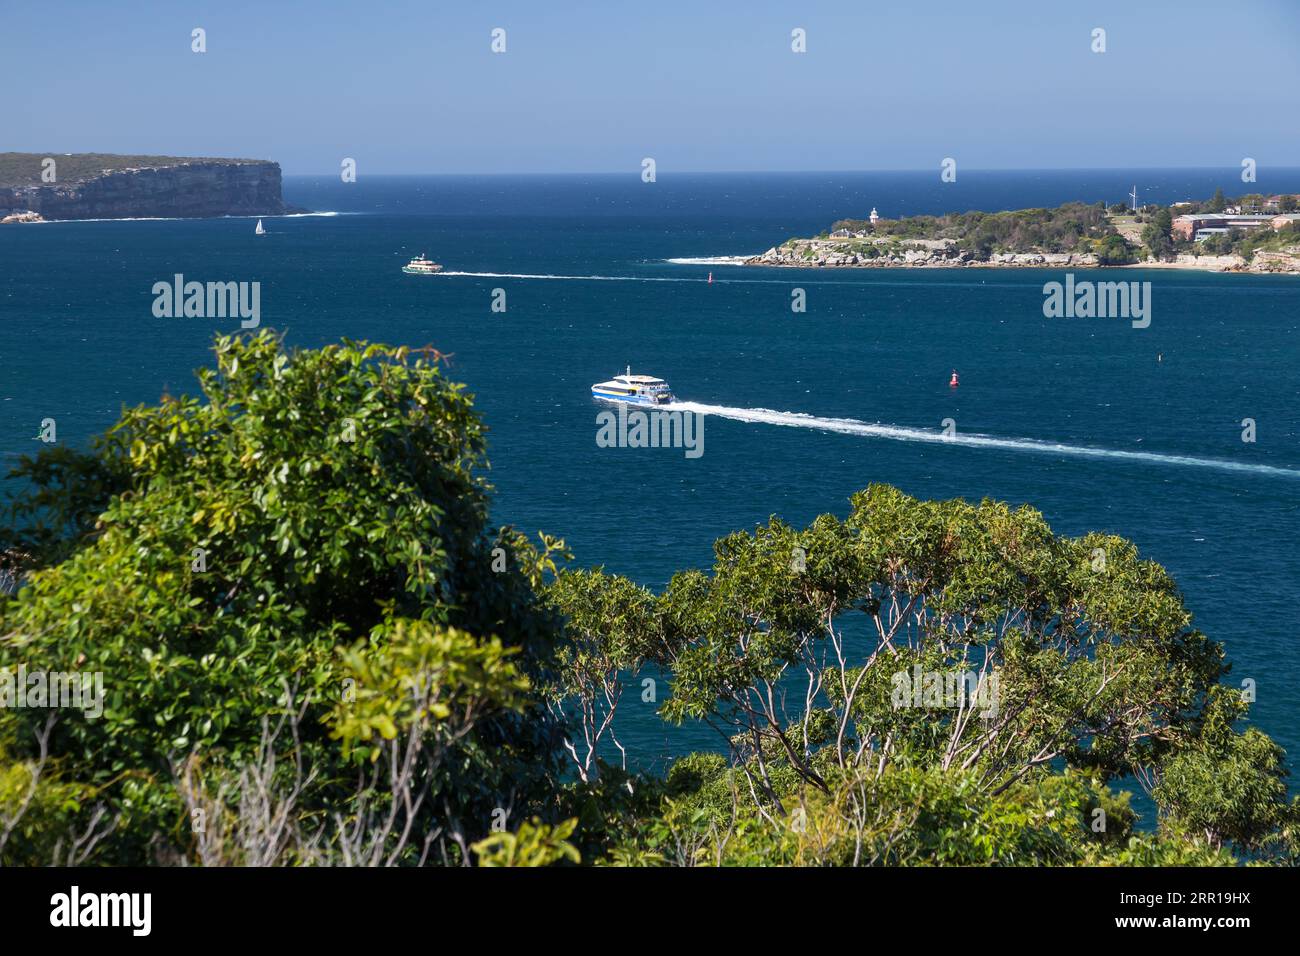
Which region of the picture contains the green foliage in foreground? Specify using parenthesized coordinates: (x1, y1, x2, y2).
(2, 334, 1296, 866)
(1, 333, 563, 864)
(595, 759, 1236, 867)
(548, 485, 1298, 866)
(471, 818, 580, 867)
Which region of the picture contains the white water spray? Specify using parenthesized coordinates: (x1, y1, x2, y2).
(669, 402, 1300, 480)
(439, 271, 698, 282)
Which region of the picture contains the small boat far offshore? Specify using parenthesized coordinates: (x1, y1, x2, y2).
(402, 254, 444, 275)
(255, 219, 265, 235)
(591, 367, 675, 405)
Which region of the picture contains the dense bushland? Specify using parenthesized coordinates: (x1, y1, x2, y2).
(832, 202, 1117, 257)
(2, 334, 1294, 866)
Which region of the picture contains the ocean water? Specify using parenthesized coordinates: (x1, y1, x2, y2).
(2, 169, 1299, 788)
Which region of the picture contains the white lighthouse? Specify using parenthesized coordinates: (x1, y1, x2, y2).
(869, 207, 880, 225)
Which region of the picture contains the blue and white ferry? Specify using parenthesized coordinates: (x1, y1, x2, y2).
(591, 367, 675, 405)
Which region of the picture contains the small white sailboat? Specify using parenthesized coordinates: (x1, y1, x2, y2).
(255, 219, 266, 235)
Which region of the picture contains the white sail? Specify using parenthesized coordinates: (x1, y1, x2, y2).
(255, 219, 265, 235)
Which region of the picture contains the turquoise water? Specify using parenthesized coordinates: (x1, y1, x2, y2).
(2, 170, 1299, 782)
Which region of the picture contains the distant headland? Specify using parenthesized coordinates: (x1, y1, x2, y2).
(745, 190, 1300, 274)
(0, 152, 307, 222)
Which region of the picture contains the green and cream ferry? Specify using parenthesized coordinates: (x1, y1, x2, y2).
(402, 254, 444, 275)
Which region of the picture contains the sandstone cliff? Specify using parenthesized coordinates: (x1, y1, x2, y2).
(747, 238, 1099, 269)
(746, 237, 1300, 274)
(0, 153, 303, 220)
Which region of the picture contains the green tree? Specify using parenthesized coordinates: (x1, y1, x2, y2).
(471, 817, 580, 866)
(1202, 232, 1234, 256)
(550, 485, 1292, 864)
(1094, 233, 1137, 265)
(544, 569, 664, 782)
(5, 337, 1293, 868)
(1154, 687, 1296, 856)
(0, 333, 567, 863)
(1141, 207, 1175, 260)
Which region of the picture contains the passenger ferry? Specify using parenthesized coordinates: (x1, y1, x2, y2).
(402, 254, 443, 275)
(591, 367, 675, 405)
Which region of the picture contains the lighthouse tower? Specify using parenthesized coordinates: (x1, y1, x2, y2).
(869, 207, 880, 225)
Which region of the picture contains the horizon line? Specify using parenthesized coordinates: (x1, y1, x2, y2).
(279, 164, 1300, 178)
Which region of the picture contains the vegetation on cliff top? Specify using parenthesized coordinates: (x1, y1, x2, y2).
(2, 334, 1296, 866)
(0, 153, 274, 189)
(812, 190, 1300, 266)
(830, 201, 1117, 257)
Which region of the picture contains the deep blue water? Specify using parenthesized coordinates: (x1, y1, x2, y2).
(2, 170, 1298, 797)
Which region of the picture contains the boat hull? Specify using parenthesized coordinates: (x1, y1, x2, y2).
(591, 389, 673, 405)
(402, 266, 443, 275)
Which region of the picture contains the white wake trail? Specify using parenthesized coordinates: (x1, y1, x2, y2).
(438, 270, 813, 285)
(664, 256, 755, 265)
(435, 270, 949, 287)
(439, 271, 698, 282)
(669, 402, 1300, 480)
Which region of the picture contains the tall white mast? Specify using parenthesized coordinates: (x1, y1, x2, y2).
(1129, 185, 1138, 212)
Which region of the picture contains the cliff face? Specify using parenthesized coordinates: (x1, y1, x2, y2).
(746, 238, 1100, 269)
(746, 238, 1300, 273)
(0, 160, 295, 220)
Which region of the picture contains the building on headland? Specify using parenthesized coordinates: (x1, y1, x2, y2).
(830, 208, 882, 239)
(1270, 213, 1300, 231)
(1172, 213, 1275, 240)
(1264, 194, 1300, 212)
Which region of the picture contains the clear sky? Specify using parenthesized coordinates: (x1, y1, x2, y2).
(5, 0, 1299, 174)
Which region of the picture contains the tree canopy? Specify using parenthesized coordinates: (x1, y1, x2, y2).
(2, 335, 1294, 866)
(1, 333, 564, 864)
(831, 202, 1116, 256)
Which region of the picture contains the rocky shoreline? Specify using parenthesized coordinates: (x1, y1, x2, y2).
(0, 155, 304, 222)
(744, 237, 1300, 274)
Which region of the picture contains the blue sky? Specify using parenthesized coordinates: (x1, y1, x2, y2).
(5, 0, 1299, 174)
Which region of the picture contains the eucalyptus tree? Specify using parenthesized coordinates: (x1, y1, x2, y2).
(544, 569, 664, 782)
(599, 483, 1282, 854)
(0, 333, 567, 864)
